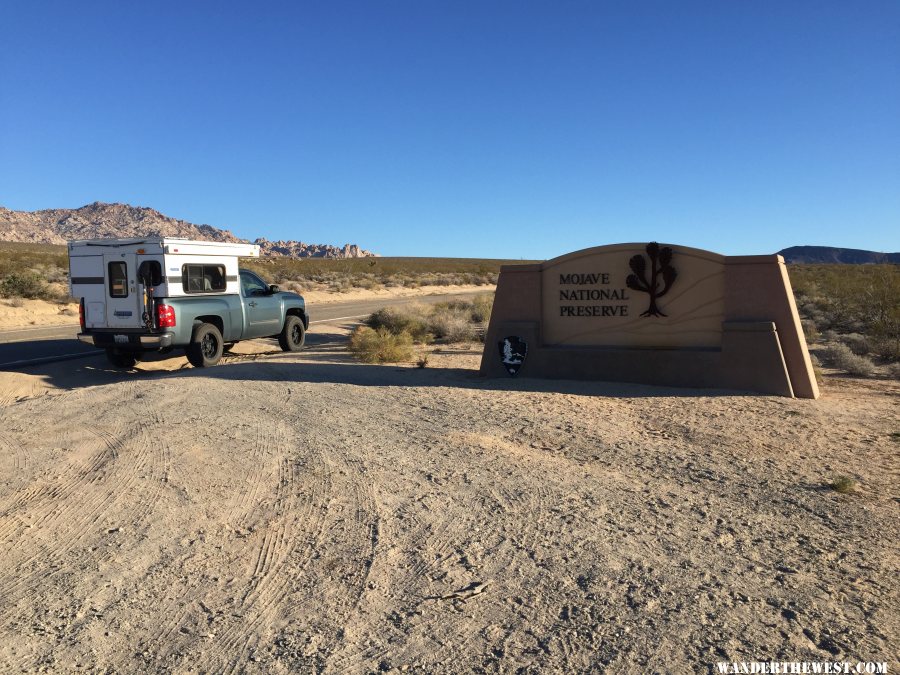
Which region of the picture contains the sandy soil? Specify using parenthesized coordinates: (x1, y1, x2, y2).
(0, 329, 897, 673)
(0, 298, 79, 330)
(0, 285, 493, 330)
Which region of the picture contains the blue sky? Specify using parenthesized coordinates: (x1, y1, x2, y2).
(1, 1, 898, 258)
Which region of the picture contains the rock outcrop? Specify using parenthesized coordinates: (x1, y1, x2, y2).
(0, 202, 376, 258)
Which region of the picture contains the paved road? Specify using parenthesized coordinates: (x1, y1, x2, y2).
(0, 291, 482, 369)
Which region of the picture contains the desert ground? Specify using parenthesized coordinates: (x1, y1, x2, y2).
(0, 322, 897, 673)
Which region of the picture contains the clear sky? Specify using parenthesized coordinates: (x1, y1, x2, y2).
(1, 1, 898, 259)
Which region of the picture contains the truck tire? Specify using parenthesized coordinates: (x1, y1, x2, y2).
(105, 348, 136, 369)
(186, 323, 224, 367)
(278, 315, 306, 352)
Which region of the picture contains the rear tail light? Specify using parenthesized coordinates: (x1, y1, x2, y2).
(156, 303, 176, 328)
(79, 298, 85, 330)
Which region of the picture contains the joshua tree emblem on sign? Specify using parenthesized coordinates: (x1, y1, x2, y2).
(626, 242, 677, 317)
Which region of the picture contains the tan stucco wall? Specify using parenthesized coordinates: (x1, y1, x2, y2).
(480, 244, 819, 399)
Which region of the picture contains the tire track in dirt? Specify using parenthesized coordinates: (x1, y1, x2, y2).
(133, 402, 293, 661)
(136, 409, 336, 672)
(212, 423, 332, 673)
(324, 432, 482, 673)
(327, 422, 577, 672)
(222, 421, 274, 529)
(0, 430, 25, 476)
(0, 423, 121, 551)
(0, 390, 172, 628)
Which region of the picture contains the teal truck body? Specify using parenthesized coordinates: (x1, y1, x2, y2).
(69, 237, 308, 368)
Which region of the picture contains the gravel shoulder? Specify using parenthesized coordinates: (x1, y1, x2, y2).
(0, 327, 897, 673)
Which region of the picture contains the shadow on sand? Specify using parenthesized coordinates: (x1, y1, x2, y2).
(2, 327, 759, 399)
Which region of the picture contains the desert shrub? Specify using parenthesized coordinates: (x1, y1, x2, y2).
(363, 295, 494, 345)
(823, 343, 876, 377)
(428, 306, 479, 342)
(886, 363, 900, 380)
(839, 333, 870, 356)
(790, 264, 900, 364)
(799, 319, 819, 343)
(828, 476, 857, 494)
(874, 337, 900, 362)
(365, 306, 432, 342)
(0, 272, 52, 299)
(471, 293, 494, 323)
(348, 326, 414, 363)
(238, 256, 511, 295)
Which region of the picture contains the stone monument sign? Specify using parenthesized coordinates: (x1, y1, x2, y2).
(480, 242, 819, 398)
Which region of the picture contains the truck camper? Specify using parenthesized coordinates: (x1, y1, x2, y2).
(69, 237, 308, 368)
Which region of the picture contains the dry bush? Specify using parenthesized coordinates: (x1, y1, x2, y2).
(799, 319, 819, 342)
(874, 337, 900, 362)
(240, 256, 508, 295)
(886, 363, 900, 380)
(0, 272, 53, 300)
(791, 264, 899, 363)
(823, 343, 876, 377)
(363, 295, 495, 345)
(471, 293, 494, 323)
(828, 476, 857, 494)
(348, 326, 414, 363)
(839, 333, 870, 356)
(365, 306, 431, 342)
(429, 306, 479, 342)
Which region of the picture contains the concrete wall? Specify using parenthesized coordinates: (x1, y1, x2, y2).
(480, 245, 819, 399)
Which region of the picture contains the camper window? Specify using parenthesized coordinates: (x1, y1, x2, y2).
(108, 261, 128, 298)
(138, 260, 163, 286)
(182, 264, 226, 294)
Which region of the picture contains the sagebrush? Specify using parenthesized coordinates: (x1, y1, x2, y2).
(348, 326, 415, 363)
(364, 295, 494, 344)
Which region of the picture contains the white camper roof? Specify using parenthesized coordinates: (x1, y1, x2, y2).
(68, 237, 260, 258)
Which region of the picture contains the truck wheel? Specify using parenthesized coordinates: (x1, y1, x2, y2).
(186, 323, 224, 367)
(105, 348, 136, 369)
(278, 315, 306, 352)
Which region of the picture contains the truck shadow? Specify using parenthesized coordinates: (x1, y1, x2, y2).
(3, 328, 754, 400)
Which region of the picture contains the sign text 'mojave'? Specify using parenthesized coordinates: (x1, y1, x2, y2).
(540, 244, 725, 348)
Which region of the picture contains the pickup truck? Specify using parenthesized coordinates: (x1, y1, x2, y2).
(69, 237, 308, 368)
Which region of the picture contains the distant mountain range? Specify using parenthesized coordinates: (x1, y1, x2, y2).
(1, 205, 894, 264)
(0, 202, 377, 258)
(777, 246, 899, 264)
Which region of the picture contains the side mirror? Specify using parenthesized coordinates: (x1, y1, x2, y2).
(269, 284, 279, 294)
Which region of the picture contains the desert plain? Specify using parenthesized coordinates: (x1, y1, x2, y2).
(0, 315, 897, 674)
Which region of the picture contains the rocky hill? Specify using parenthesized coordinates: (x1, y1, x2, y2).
(778, 246, 900, 264)
(0, 202, 376, 258)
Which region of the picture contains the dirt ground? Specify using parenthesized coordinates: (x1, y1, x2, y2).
(0, 327, 897, 674)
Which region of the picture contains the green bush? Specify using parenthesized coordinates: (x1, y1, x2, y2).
(348, 326, 415, 363)
(0, 273, 52, 299)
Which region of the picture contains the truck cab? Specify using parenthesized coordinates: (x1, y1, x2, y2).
(69, 237, 308, 368)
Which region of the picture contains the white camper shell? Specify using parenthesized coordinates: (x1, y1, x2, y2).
(68, 237, 260, 330)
